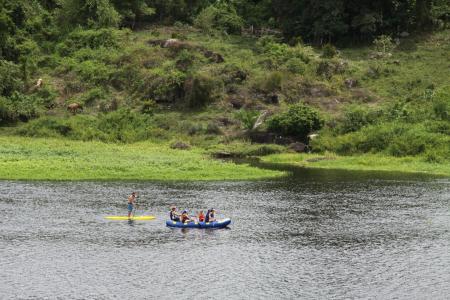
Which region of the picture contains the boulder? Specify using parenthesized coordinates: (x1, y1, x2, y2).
(289, 142, 307, 153)
(170, 141, 191, 150)
(212, 151, 233, 159)
(344, 78, 358, 89)
(400, 31, 410, 38)
(229, 97, 244, 109)
(266, 93, 279, 104)
(203, 50, 224, 63)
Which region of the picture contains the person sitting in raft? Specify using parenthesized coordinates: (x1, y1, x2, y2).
(198, 210, 205, 222)
(127, 192, 137, 218)
(169, 206, 181, 222)
(180, 210, 192, 223)
(205, 209, 216, 222)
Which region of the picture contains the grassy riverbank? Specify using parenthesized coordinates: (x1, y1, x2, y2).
(262, 153, 450, 177)
(0, 136, 284, 181)
(0, 136, 447, 181)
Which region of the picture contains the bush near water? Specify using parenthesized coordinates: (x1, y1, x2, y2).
(0, 0, 449, 178)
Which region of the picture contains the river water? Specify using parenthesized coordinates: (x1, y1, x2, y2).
(1, 169, 449, 299)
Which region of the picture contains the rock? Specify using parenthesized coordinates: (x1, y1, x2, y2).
(289, 142, 307, 153)
(212, 151, 233, 159)
(229, 97, 244, 109)
(308, 133, 319, 140)
(217, 117, 235, 127)
(266, 93, 279, 104)
(400, 31, 410, 38)
(203, 50, 224, 63)
(310, 86, 331, 97)
(248, 131, 276, 143)
(344, 78, 358, 89)
(170, 141, 191, 150)
(164, 38, 182, 48)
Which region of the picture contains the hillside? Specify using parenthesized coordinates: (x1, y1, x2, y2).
(2, 26, 449, 154)
(0, 0, 449, 178)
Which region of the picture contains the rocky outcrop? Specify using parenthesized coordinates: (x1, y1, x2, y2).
(344, 78, 358, 89)
(148, 39, 224, 63)
(170, 141, 191, 150)
(289, 142, 307, 153)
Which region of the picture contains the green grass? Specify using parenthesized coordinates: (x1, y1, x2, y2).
(341, 31, 450, 102)
(262, 152, 450, 177)
(0, 136, 284, 181)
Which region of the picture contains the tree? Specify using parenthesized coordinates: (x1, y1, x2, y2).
(56, 0, 121, 29)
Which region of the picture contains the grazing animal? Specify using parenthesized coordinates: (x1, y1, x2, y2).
(67, 103, 83, 114)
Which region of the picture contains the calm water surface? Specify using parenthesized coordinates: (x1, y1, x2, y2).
(1, 169, 449, 299)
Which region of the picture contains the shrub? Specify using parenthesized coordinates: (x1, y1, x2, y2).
(257, 39, 313, 69)
(284, 58, 307, 74)
(96, 109, 152, 142)
(316, 59, 347, 79)
(134, 66, 186, 102)
(56, 28, 122, 56)
(77, 87, 109, 106)
(267, 103, 324, 141)
(17, 117, 72, 137)
(0, 92, 43, 123)
(206, 122, 221, 135)
(234, 109, 260, 130)
(194, 3, 244, 34)
(373, 35, 395, 54)
(339, 105, 377, 134)
(321, 44, 337, 58)
(432, 85, 450, 121)
(0, 60, 23, 96)
(256, 71, 283, 93)
(184, 73, 222, 108)
(72, 60, 114, 85)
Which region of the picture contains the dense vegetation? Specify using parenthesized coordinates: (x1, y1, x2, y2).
(0, 0, 449, 177)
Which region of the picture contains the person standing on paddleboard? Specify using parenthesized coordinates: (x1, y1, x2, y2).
(127, 192, 137, 218)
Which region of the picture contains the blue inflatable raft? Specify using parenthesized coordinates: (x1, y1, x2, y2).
(166, 218, 231, 229)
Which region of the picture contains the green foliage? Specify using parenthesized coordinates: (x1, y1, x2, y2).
(234, 109, 259, 130)
(134, 66, 186, 102)
(284, 58, 307, 74)
(321, 44, 337, 58)
(194, 2, 244, 34)
(268, 103, 324, 141)
(316, 59, 346, 79)
(257, 37, 314, 69)
(77, 87, 110, 106)
(57, 28, 122, 56)
(18, 109, 153, 143)
(0, 60, 23, 96)
(373, 35, 394, 54)
(339, 105, 378, 134)
(56, 0, 121, 29)
(0, 92, 44, 124)
(184, 73, 222, 108)
(432, 85, 450, 120)
(256, 71, 283, 93)
(313, 122, 450, 162)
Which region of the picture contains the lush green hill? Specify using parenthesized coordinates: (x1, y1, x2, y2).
(0, 1, 449, 179)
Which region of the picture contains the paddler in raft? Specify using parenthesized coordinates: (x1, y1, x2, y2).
(127, 192, 137, 219)
(169, 206, 181, 222)
(205, 209, 216, 222)
(180, 210, 195, 223)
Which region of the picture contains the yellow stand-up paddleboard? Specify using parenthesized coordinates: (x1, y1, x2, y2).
(104, 215, 156, 221)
